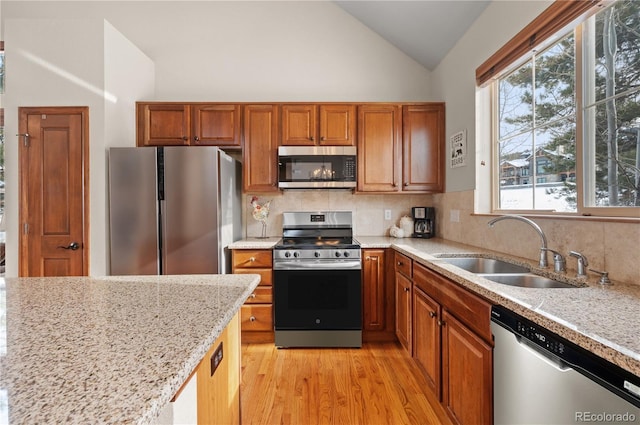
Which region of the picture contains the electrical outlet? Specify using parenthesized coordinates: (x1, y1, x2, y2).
(384, 209, 392, 220)
(450, 209, 460, 223)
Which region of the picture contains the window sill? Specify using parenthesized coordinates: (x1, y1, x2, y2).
(471, 212, 640, 224)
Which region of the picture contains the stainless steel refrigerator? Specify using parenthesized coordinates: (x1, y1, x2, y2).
(108, 146, 241, 275)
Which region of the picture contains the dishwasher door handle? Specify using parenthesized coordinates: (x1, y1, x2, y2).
(516, 335, 572, 372)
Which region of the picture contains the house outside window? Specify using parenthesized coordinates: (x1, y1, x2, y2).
(492, 0, 639, 216)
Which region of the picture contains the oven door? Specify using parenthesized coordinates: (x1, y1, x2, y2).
(273, 264, 362, 331)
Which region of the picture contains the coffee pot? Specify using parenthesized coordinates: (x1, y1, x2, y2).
(411, 207, 435, 238)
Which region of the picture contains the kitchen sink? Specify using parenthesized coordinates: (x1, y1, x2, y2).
(479, 273, 578, 289)
(438, 256, 530, 274)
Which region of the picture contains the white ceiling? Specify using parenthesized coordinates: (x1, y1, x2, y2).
(334, 0, 491, 70)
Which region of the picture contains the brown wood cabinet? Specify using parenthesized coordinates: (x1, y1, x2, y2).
(402, 104, 445, 192)
(394, 251, 413, 353)
(281, 104, 355, 146)
(136, 102, 241, 148)
(412, 261, 493, 425)
(232, 249, 274, 343)
(242, 105, 279, 193)
(357, 103, 445, 193)
(357, 104, 402, 192)
(196, 312, 241, 425)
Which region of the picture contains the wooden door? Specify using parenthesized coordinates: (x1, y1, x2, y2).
(192, 104, 241, 147)
(402, 104, 445, 192)
(441, 311, 493, 425)
(19, 107, 89, 277)
(413, 286, 442, 399)
(136, 103, 190, 146)
(362, 249, 386, 331)
(319, 104, 355, 146)
(357, 104, 401, 192)
(243, 105, 279, 192)
(281, 104, 317, 146)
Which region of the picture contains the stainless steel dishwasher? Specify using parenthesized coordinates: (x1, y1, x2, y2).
(491, 305, 640, 424)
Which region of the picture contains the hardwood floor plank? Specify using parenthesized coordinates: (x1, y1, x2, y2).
(241, 342, 452, 425)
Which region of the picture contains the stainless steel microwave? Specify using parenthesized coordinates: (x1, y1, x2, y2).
(278, 146, 357, 189)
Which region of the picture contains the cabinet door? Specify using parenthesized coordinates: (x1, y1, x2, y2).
(441, 311, 492, 425)
(281, 104, 317, 146)
(137, 103, 190, 146)
(413, 286, 442, 399)
(197, 313, 241, 425)
(362, 249, 386, 331)
(395, 271, 412, 353)
(319, 104, 355, 146)
(357, 104, 402, 192)
(192, 104, 241, 147)
(243, 105, 279, 192)
(402, 104, 445, 192)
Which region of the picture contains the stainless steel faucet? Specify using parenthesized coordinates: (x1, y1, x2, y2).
(569, 251, 589, 278)
(543, 248, 566, 273)
(487, 215, 549, 268)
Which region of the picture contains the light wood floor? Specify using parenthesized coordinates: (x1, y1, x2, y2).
(240, 341, 452, 425)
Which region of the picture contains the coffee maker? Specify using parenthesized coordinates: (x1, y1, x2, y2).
(411, 207, 435, 238)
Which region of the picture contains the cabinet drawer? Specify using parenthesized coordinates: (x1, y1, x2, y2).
(241, 305, 273, 331)
(394, 252, 412, 278)
(245, 286, 272, 304)
(414, 262, 492, 343)
(232, 250, 272, 268)
(232, 268, 272, 286)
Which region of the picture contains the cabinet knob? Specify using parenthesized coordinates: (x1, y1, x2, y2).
(320, 136, 326, 141)
(182, 136, 188, 141)
(365, 256, 370, 260)
(310, 136, 315, 141)
(249, 257, 256, 262)
(397, 261, 403, 266)
(438, 320, 445, 326)
(249, 316, 256, 322)
(429, 311, 436, 318)
(250, 293, 257, 298)
(194, 136, 200, 142)
(404, 287, 410, 292)
(404, 182, 409, 187)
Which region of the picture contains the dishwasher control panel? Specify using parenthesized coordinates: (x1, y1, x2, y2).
(516, 321, 566, 355)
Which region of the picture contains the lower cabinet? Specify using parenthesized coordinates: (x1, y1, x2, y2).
(232, 249, 274, 343)
(160, 312, 241, 425)
(394, 252, 413, 352)
(412, 261, 493, 425)
(361, 248, 396, 341)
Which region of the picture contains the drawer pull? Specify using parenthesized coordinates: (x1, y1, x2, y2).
(249, 316, 256, 322)
(429, 311, 436, 318)
(249, 293, 257, 298)
(249, 257, 256, 262)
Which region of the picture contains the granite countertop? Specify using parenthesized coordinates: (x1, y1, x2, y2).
(358, 236, 640, 377)
(0, 274, 260, 425)
(230, 236, 640, 377)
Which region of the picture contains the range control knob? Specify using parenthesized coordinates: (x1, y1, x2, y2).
(335, 251, 342, 258)
(284, 251, 292, 258)
(314, 251, 321, 258)
(343, 251, 350, 258)
(293, 251, 300, 258)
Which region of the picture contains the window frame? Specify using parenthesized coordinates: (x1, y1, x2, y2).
(486, 0, 640, 218)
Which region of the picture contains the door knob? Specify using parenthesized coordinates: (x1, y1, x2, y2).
(58, 242, 80, 250)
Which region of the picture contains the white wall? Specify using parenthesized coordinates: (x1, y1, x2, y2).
(431, 0, 551, 192)
(3, 18, 154, 276)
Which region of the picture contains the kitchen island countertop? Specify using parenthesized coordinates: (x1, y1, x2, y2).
(0, 274, 260, 424)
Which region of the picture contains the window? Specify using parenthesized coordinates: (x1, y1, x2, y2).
(487, 0, 639, 217)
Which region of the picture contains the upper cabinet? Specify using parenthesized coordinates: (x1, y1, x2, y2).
(357, 104, 402, 192)
(357, 103, 445, 194)
(136, 102, 241, 148)
(243, 104, 279, 193)
(281, 104, 355, 146)
(402, 104, 445, 192)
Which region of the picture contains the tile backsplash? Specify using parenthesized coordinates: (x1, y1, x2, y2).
(242, 189, 638, 286)
(244, 191, 433, 238)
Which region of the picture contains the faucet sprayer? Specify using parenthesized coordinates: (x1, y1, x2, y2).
(487, 215, 549, 268)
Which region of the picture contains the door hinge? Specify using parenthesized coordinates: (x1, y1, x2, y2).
(23, 223, 29, 234)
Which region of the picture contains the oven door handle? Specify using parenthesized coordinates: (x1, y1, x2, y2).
(274, 261, 362, 270)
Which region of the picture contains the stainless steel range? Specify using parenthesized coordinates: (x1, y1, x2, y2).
(273, 211, 362, 348)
